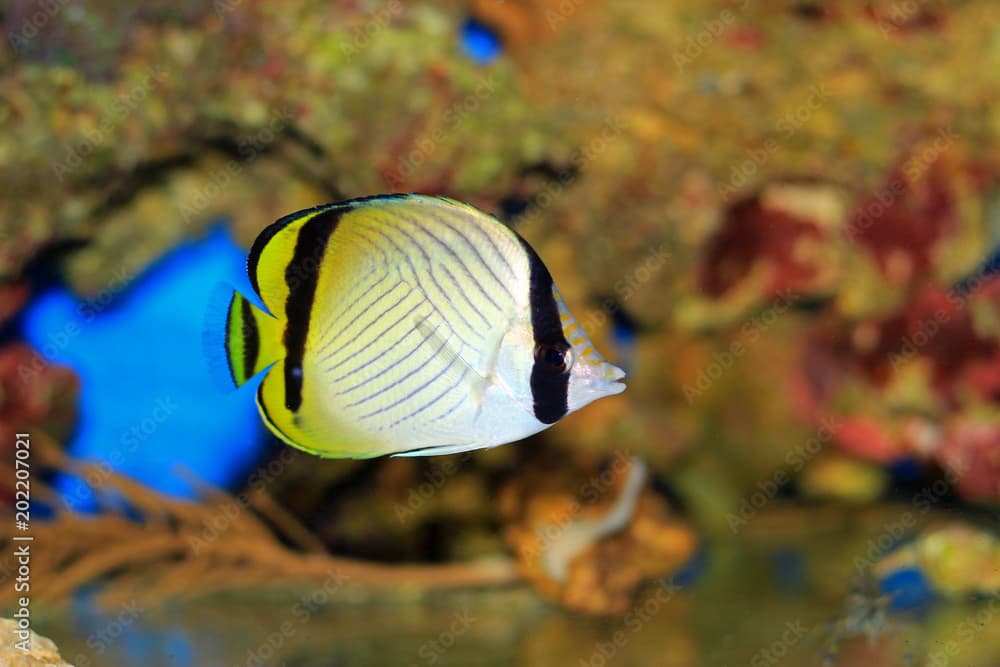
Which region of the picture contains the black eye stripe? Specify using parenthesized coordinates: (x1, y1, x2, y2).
(515, 232, 569, 424)
(536, 343, 571, 373)
(544, 347, 565, 367)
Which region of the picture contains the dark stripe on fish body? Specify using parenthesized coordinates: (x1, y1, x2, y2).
(334, 326, 428, 397)
(256, 381, 295, 446)
(436, 209, 517, 277)
(383, 216, 506, 316)
(429, 213, 516, 301)
(516, 233, 570, 424)
(283, 208, 345, 412)
(369, 218, 480, 346)
(358, 350, 462, 420)
(389, 364, 470, 428)
(246, 196, 410, 298)
(315, 279, 409, 359)
(248, 204, 332, 298)
(343, 326, 451, 409)
(223, 292, 238, 385)
(240, 296, 260, 384)
(313, 267, 388, 348)
(328, 322, 421, 383)
(439, 263, 491, 328)
(323, 299, 424, 373)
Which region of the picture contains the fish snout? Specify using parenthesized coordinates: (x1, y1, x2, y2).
(581, 360, 626, 397)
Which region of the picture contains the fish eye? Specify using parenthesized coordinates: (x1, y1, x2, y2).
(536, 343, 572, 373)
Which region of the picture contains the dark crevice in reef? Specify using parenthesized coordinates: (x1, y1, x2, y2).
(500, 160, 580, 224)
(86, 152, 201, 219)
(85, 121, 342, 220)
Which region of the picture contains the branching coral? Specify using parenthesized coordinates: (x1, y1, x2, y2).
(0, 450, 519, 611)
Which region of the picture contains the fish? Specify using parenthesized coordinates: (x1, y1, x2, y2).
(207, 194, 625, 458)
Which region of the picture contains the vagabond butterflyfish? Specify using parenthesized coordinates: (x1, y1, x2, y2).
(208, 194, 625, 458)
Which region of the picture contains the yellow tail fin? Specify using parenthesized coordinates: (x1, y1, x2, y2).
(204, 284, 283, 389)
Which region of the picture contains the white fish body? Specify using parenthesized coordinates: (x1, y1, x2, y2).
(210, 194, 625, 458)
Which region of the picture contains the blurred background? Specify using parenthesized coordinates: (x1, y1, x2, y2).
(2, 1, 1000, 665)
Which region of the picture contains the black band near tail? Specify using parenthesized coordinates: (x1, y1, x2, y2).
(240, 296, 260, 383)
(283, 208, 345, 412)
(516, 234, 570, 424)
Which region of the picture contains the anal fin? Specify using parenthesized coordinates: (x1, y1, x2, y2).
(391, 441, 489, 457)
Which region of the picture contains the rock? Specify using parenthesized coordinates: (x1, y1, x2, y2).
(0, 618, 74, 666)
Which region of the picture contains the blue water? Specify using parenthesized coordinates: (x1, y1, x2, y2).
(22, 225, 268, 510)
(879, 567, 936, 610)
(460, 18, 502, 64)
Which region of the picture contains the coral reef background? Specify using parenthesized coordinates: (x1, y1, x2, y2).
(1, 1, 999, 665)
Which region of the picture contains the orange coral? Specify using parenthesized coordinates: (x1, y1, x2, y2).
(500, 452, 697, 615)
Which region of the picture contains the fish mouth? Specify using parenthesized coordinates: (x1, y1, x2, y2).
(598, 379, 627, 396)
(591, 363, 626, 395)
(603, 363, 626, 383)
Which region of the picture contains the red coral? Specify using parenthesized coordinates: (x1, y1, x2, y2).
(902, 286, 996, 398)
(699, 194, 828, 299)
(845, 154, 959, 287)
(798, 313, 907, 397)
(963, 351, 1000, 403)
(800, 279, 1000, 404)
(936, 420, 1000, 502)
(832, 417, 908, 464)
(796, 277, 1000, 498)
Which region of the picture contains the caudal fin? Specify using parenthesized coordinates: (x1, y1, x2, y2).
(203, 284, 282, 390)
